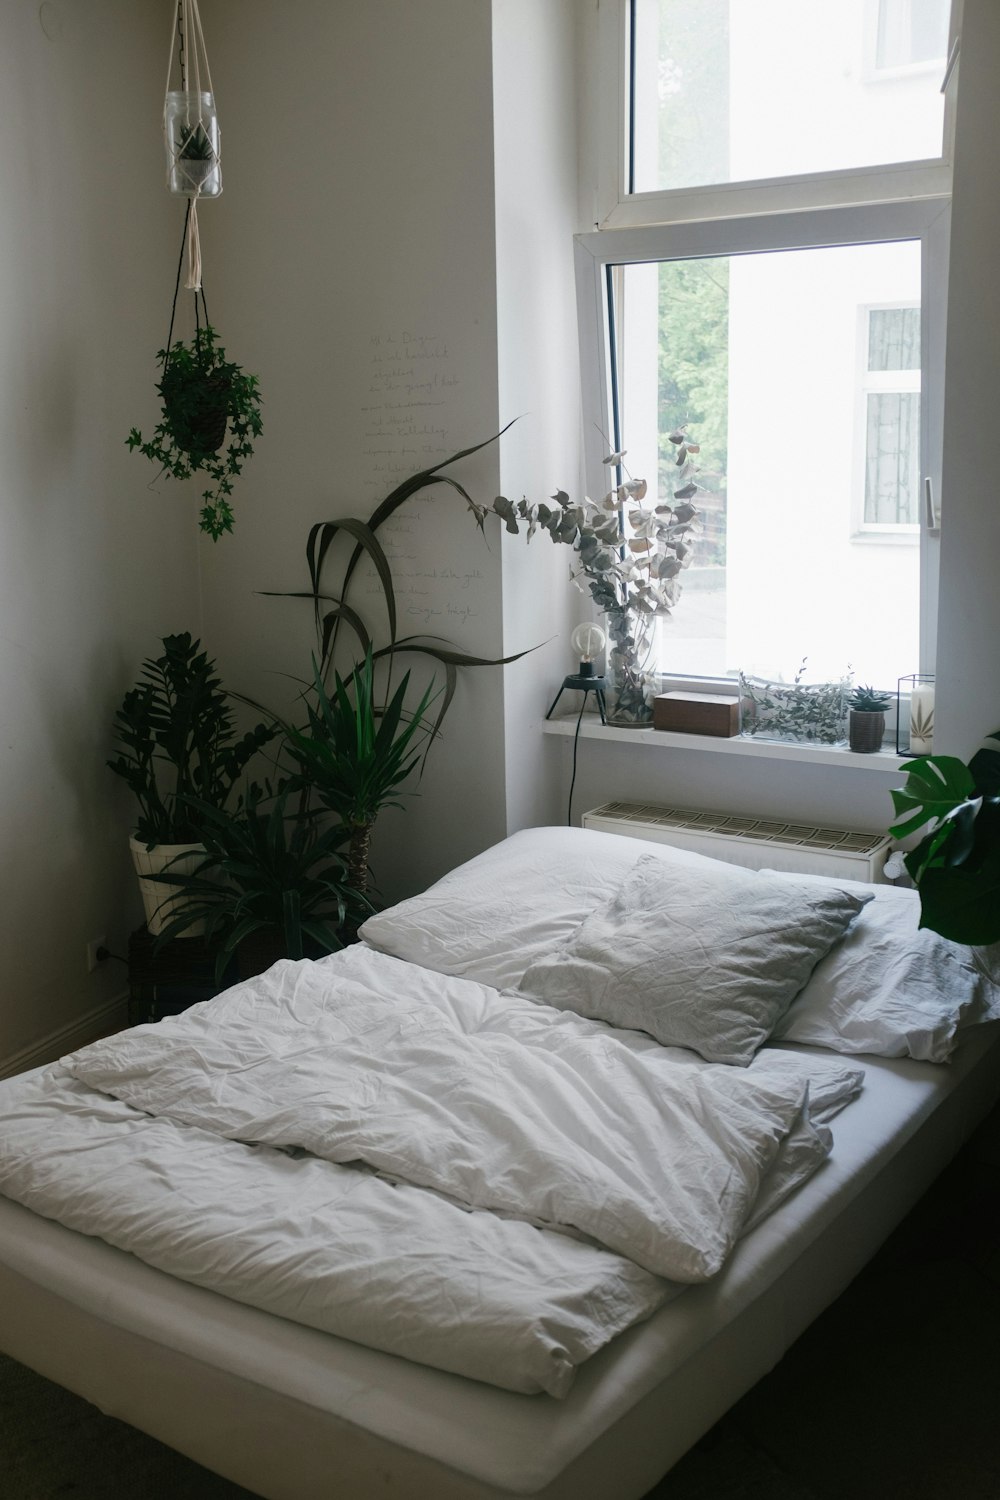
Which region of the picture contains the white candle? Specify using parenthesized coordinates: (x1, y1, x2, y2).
(909, 684, 935, 755)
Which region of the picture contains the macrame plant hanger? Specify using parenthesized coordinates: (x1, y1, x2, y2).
(163, 0, 222, 293)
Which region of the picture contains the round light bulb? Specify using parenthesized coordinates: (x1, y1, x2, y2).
(570, 621, 607, 664)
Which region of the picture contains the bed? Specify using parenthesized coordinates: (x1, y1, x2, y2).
(0, 824, 998, 1500)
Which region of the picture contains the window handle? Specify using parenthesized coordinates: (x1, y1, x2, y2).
(924, 477, 940, 535)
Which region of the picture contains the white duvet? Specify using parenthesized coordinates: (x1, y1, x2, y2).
(0, 947, 862, 1396)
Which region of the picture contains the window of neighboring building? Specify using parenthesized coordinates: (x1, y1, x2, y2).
(859, 304, 921, 531)
(874, 0, 951, 72)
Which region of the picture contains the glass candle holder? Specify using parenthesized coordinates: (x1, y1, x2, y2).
(896, 673, 935, 756)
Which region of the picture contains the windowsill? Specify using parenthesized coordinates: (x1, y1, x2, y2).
(542, 716, 906, 772)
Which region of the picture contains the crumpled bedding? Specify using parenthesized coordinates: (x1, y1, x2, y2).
(0, 947, 862, 1396)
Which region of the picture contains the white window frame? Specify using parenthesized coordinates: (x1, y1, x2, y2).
(590, 0, 959, 232)
(578, 0, 959, 679)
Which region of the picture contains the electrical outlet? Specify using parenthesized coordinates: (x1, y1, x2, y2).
(86, 936, 108, 973)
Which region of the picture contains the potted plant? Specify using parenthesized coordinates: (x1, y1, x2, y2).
(473, 432, 701, 725)
(168, 112, 221, 197)
(277, 651, 438, 898)
(889, 728, 1000, 945)
(108, 633, 276, 934)
(127, 323, 262, 539)
(847, 684, 893, 752)
(153, 783, 371, 980)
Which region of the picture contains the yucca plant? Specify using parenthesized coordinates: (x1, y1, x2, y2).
(281, 652, 438, 895)
(263, 427, 529, 743)
(153, 783, 370, 978)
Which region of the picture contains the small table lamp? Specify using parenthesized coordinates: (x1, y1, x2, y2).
(545, 622, 608, 724)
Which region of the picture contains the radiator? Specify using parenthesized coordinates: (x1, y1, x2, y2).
(581, 801, 892, 883)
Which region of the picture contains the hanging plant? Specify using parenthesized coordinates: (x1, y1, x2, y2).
(127, 316, 262, 540)
(126, 1, 260, 540)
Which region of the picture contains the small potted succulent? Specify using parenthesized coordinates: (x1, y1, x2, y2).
(848, 684, 893, 753)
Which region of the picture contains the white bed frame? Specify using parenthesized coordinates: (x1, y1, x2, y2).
(2, 1021, 998, 1500)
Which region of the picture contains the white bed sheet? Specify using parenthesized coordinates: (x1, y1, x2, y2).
(2, 1022, 998, 1499)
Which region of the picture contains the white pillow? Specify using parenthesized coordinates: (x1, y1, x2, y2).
(358, 825, 729, 991)
(768, 871, 990, 1062)
(517, 855, 872, 1066)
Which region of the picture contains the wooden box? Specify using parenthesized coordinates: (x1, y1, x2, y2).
(653, 691, 741, 737)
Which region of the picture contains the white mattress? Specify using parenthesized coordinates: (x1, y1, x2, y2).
(2, 1023, 998, 1500)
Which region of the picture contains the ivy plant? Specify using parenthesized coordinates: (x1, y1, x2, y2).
(127, 324, 262, 540)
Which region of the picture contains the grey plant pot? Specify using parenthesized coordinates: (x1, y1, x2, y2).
(849, 709, 886, 753)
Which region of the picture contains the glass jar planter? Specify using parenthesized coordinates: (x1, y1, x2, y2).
(164, 90, 222, 198)
(739, 671, 849, 746)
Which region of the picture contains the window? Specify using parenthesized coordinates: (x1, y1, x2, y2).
(578, 0, 955, 691)
(630, 0, 951, 195)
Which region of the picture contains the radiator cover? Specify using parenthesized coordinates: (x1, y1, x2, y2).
(582, 801, 891, 883)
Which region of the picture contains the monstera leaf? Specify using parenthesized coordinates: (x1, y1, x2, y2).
(889, 755, 977, 847)
(889, 731, 1000, 945)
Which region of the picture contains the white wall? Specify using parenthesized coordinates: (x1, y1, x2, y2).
(935, 0, 1000, 756)
(194, 0, 536, 906)
(0, 1, 200, 1069)
(493, 0, 582, 835)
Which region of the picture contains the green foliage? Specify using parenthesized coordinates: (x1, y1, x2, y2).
(175, 123, 214, 160)
(657, 258, 729, 567)
(849, 684, 893, 713)
(263, 428, 531, 744)
(107, 633, 277, 846)
(889, 731, 1000, 945)
(126, 324, 263, 540)
(152, 783, 370, 978)
(740, 660, 849, 745)
(474, 439, 701, 722)
(280, 652, 438, 894)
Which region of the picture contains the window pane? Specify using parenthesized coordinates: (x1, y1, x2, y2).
(614, 239, 922, 687)
(865, 392, 920, 523)
(877, 0, 950, 69)
(868, 306, 920, 370)
(632, 0, 950, 194)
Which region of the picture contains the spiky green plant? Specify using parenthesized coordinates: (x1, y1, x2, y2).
(849, 684, 893, 713)
(280, 652, 439, 895)
(153, 783, 370, 978)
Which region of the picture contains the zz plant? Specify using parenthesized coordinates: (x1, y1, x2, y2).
(127, 323, 262, 540)
(108, 633, 276, 846)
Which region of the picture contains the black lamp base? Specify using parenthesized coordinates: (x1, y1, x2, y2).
(545, 674, 607, 725)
